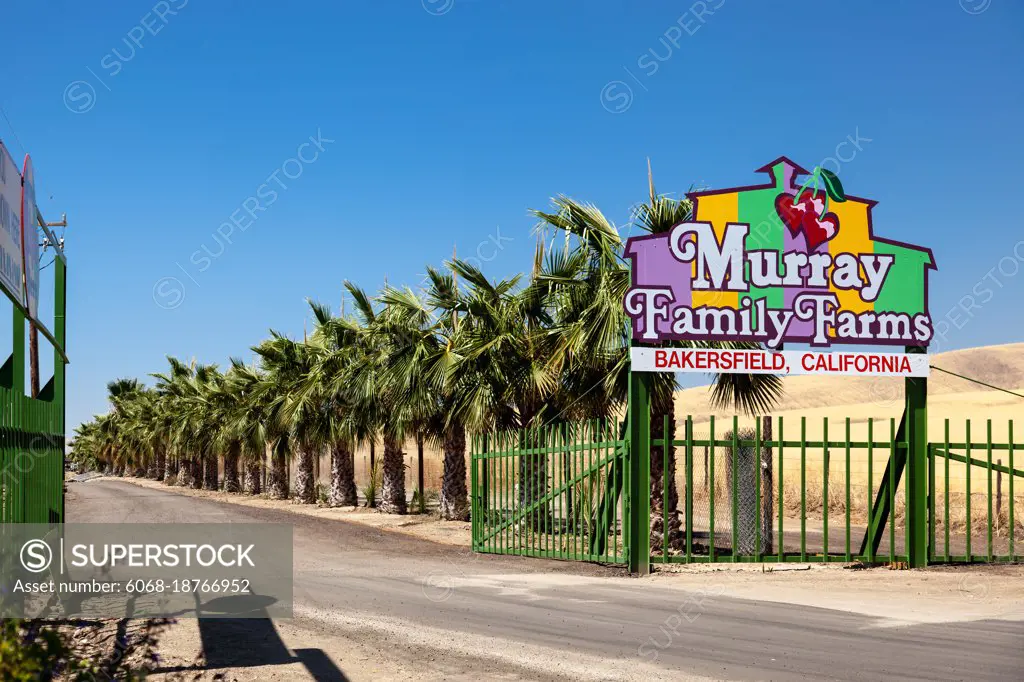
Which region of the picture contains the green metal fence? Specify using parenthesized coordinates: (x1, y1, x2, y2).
(471, 412, 1022, 568)
(0, 254, 67, 524)
(929, 419, 1022, 563)
(653, 415, 910, 564)
(471, 421, 629, 563)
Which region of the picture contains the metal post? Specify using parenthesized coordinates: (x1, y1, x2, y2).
(627, 370, 651, 575)
(905, 345, 928, 567)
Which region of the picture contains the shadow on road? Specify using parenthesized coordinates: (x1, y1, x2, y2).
(152, 618, 348, 681)
(151, 593, 348, 680)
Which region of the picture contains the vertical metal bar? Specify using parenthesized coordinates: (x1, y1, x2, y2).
(510, 429, 516, 555)
(543, 424, 550, 559)
(929, 429, 936, 563)
(627, 372, 652, 575)
(552, 423, 558, 559)
(495, 431, 501, 555)
(709, 415, 716, 562)
(867, 419, 874, 563)
(589, 419, 598, 557)
(905, 350, 929, 568)
(755, 417, 762, 562)
(663, 413, 670, 563)
(618, 413, 626, 561)
(569, 423, 576, 561)
(471, 434, 479, 550)
(800, 417, 807, 562)
(966, 421, 972, 561)
(1010, 421, 1015, 560)
(778, 416, 784, 562)
(823, 418, 830, 562)
(845, 417, 852, 561)
(732, 415, 739, 561)
(944, 420, 950, 562)
(987, 420, 993, 562)
(685, 415, 693, 562)
(889, 418, 896, 562)
(563, 424, 570, 560)
(610, 417, 618, 561)
(573, 423, 579, 561)
(598, 417, 606, 561)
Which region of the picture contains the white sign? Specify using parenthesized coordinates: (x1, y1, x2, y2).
(0, 142, 25, 306)
(630, 347, 929, 378)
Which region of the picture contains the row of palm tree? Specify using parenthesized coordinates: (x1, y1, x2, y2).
(71, 171, 782, 544)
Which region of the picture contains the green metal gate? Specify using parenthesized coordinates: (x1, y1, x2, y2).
(471, 420, 630, 564)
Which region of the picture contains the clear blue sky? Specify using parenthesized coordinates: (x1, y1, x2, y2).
(1, 0, 1022, 434)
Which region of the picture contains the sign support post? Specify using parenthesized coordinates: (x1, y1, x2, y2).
(627, 368, 651, 575)
(905, 345, 929, 567)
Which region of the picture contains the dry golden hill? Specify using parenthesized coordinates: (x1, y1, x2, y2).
(676, 343, 1024, 443)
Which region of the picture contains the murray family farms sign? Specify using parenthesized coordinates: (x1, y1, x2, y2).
(625, 157, 936, 377)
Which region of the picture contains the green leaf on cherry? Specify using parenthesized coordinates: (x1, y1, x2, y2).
(820, 169, 846, 203)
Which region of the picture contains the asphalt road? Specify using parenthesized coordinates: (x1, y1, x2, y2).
(67, 479, 1024, 681)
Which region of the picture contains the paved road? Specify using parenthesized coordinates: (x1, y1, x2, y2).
(67, 479, 1023, 681)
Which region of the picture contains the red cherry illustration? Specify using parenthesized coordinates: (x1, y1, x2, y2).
(774, 189, 840, 250)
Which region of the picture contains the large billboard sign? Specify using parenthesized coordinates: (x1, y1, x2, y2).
(0, 142, 25, 307)
(21, 154, 39, 319)
(624, 157, 936, 376)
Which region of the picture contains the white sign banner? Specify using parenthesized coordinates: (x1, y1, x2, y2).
(0, 142, 25, 307)
(631, 347, 929, 378)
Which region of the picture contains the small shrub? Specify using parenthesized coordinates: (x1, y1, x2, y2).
(0, 620, 73, 681)
(362, 460, 381, 508)
(315, 482, 329, 505)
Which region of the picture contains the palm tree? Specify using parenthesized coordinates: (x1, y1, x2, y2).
(444, 258, 560, 527)
(252, 334, 305, 500)
(152, 357, 198, 487)
(304, 300, 366, 507)
(105, 378, 145, 476)
(226, 359, 270, 496)
(532, 166, 783, 552)
(339, 282, 407, 514)
(171, 362, 221, 491)
(379, 275, 472, 519)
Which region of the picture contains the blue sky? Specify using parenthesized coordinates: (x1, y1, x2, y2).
(1, 0, 1022, 433)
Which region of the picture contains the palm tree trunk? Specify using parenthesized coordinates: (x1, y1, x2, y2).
(163, 453, 176, 484)
(202, 452, 219, 490)
(650, 396, 682, 553)
(439, 424, 468, 521)
(295, 445, 316, 504)
(269, 439, 289, 499)
(155, 445, 166, 481)
(329, 442, 357, 506)
(176, 457, 191, 487)
(379, 435, 407, 514)
(189, 457, 202, 489)
(242, 456, 262, 495)
(223, 443, 241, 493)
